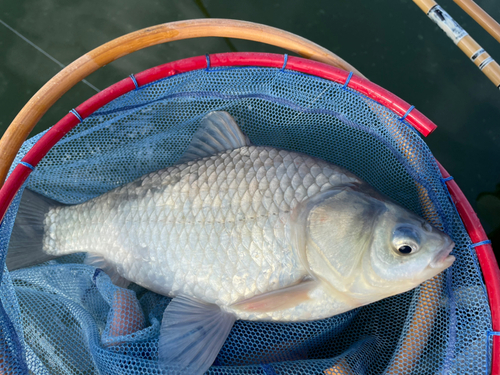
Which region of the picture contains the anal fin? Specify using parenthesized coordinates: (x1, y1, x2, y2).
(85, 253, 130, 288)
(159, 295, 236, 374)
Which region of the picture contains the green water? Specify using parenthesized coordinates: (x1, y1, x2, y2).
(1, 0, 499, 251)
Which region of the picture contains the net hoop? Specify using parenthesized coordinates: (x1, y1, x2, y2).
(0, 51, 498, 373)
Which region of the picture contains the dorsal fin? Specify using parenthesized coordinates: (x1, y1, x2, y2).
(178, 111, 251, 164)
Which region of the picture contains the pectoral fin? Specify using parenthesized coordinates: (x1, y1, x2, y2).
(159, 295, 236, 375)
(230, 278, 320, 313)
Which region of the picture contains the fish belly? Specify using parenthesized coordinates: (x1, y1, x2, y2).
(43, 146, 360, 318)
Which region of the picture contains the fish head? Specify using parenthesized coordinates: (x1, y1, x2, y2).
(297, 186, 455, 306)
(366, 200, 455, 290)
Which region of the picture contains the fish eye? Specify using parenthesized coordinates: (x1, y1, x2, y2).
(398, 245, 414, 254)
(392, 225, 420, 255)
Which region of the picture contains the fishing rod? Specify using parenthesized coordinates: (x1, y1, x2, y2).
(453, 0, 500, 44)
(412, 0, 500, 90)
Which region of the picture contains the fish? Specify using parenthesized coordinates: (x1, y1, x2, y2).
(7, 111, 455, 374)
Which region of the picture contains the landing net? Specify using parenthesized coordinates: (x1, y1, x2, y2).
(0, 53, 493, 374)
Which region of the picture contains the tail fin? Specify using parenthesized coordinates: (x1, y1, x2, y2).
(6, 189, 64, 271)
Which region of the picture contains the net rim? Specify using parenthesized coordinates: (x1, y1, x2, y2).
(1, 51, 498, 373)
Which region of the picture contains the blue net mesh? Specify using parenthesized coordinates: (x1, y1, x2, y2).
(0, 64, 493, 374)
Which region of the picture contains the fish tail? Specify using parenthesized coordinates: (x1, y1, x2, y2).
(6, 189, 63, 270)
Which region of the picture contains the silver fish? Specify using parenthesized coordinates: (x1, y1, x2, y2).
(8, 111, 455, 374)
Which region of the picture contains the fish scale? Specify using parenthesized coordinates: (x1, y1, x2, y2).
(43, 145, 360, 320)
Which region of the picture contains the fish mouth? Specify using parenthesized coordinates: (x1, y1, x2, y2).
(429, 240, 455, 269)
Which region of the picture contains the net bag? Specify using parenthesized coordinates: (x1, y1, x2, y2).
(0, 20, 499, 375)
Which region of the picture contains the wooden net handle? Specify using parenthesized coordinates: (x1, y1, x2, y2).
(0, 18, 362, 186)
